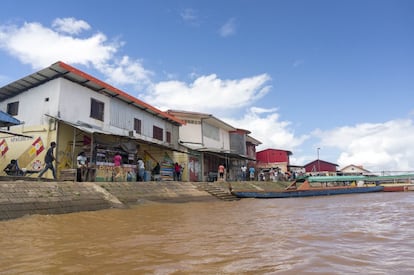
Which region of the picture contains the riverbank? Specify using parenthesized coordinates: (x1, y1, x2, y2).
(0, 179, 293, 221)
(0, 180, 214, 221)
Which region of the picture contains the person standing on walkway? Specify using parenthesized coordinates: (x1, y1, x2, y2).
(113, 152, 122, 181)
(249, 166, 255, 181)
(174, 162, 181, 181)
(38, 141, 57, 180)
(241, 164, 247, 181)
(76, 151, 88, 182)
(137, 158, 145, 181)
(218, 164, 225, 181)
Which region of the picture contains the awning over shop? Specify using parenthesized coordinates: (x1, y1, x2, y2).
(0, 111, 32, 138)
(0, 110, 21, 127)
(51, 116, 186, 153)
(181, 143, 256, 161)
(64, 121, 113, 136)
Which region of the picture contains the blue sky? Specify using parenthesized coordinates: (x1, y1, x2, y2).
(1, 0, 413, 172)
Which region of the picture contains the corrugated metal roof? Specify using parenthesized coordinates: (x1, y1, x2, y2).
(166, 109, 236, 131)
(48, 115, 179, 150)
(0, 61, 184, 126)
(303, 159, 338, 167)
(257, 148, 292, 155)
(246, 135, 262, 146)
(180, 143, 256, 161)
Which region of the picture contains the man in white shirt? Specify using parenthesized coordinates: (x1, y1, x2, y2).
(137, 158, 145, 181)
(76, 152, 88, 181)
(241, 165, 247, 181)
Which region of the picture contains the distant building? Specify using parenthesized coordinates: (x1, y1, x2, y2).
(256, 148, 292, 173)
(303, 159, 338, 175)
(339, 164, 373, 176)
(288, 165, 306, 175)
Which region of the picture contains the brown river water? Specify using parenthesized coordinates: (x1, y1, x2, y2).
(1, 192, 414, 274)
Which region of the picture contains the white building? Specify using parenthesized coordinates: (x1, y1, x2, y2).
(166, 110, 260, 181)
(339, 164, 374, 176)
(0, 61, 184, 181)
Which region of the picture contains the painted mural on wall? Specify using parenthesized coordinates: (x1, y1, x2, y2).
(0, 139, 8, 157)
(160, 152, 174, 181)
(0, 135, 55, 176)
(57, 142, 74, 170)
(24, 137, 45, 167)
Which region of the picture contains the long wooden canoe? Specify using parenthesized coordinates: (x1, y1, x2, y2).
(231, 185, 384, 198)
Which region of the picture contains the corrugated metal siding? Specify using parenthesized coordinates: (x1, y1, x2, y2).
(109, 100, 179, 146)
(257, 149, 289, 163)
(304, 160, 337, 172)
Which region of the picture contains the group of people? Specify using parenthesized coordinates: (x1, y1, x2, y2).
(21, 141, 259, 183)
(113, 153, 163, 182)
(241, 165, 298, 182)
(240, 164, 257, 181)
(216, 164, 256, 182)
(16, 141, 165, 182)
(31, 142, 287, 183)
(15, 142, 290, 183)
(113, 152, 147, 181)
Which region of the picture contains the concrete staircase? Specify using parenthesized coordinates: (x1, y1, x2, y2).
(195, 182, 240, 201)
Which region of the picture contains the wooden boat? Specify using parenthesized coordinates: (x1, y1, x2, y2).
(231, 175, 384, 199)
(382, 184, 414, 192)
(363, 174, 414, 192)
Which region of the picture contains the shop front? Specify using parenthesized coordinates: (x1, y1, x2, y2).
(201, 150, 254, 182)
(57, 121, 179, 182)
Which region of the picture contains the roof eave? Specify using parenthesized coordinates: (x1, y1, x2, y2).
(0, 61, 184, 126)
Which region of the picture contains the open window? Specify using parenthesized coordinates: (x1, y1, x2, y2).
(90, 98, 104, 121)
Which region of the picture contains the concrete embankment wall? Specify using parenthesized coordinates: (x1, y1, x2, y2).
(0, 181, 215, 221)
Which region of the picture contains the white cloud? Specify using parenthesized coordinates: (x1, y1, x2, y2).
(96, 56, 153, 87)
(224, 107, 309, 152)
(0, 21, 114, 68)
(145, 74, 309, 161)
(145, 73, 271, 113)
(52, 17, 90, 35)
(219, 18, 236, 37)
(313, 119, 414, 172)
(0, 18, 151, 85)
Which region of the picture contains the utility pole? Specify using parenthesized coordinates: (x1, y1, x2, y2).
(317, 147, 320, 172)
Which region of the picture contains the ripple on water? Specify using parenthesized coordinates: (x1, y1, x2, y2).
(1, 192, 414, 274)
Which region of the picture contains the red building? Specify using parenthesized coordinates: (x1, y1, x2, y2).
(303, 159, 338, 175)
(256, 149, 292, 172)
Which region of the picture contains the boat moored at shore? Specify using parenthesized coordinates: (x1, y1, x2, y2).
(231, 175, 385, 199)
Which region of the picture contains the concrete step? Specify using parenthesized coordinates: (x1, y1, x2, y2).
(194, 182, 239, 201)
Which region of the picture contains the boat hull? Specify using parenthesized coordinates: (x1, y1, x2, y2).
(232, 186, 384, 198)
(382, 184, 414, 192)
